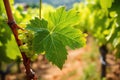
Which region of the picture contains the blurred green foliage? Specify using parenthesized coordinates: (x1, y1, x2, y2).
(0, 0, 21, 62)
(73, 0, 120, 58)
(82, 63, 100, 80)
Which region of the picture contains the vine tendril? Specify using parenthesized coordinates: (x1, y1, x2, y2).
(39, 0, 42, 19)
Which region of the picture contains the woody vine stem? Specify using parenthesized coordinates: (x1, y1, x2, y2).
(3, 0, 37, 80)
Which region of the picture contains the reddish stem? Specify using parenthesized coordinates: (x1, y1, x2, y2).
(3, 0, 37, 80)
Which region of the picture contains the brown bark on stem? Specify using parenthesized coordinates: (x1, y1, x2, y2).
(3, 0, 37, 80)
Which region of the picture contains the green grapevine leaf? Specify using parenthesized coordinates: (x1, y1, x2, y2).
(26, 7, 86, 69)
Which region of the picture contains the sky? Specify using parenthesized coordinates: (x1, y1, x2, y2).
(15, 0, 82, 8)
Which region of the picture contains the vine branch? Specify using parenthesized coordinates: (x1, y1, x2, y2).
(3, 0, 37, 80)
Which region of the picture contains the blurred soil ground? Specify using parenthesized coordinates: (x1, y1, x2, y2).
(4, 36, 120, 80)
